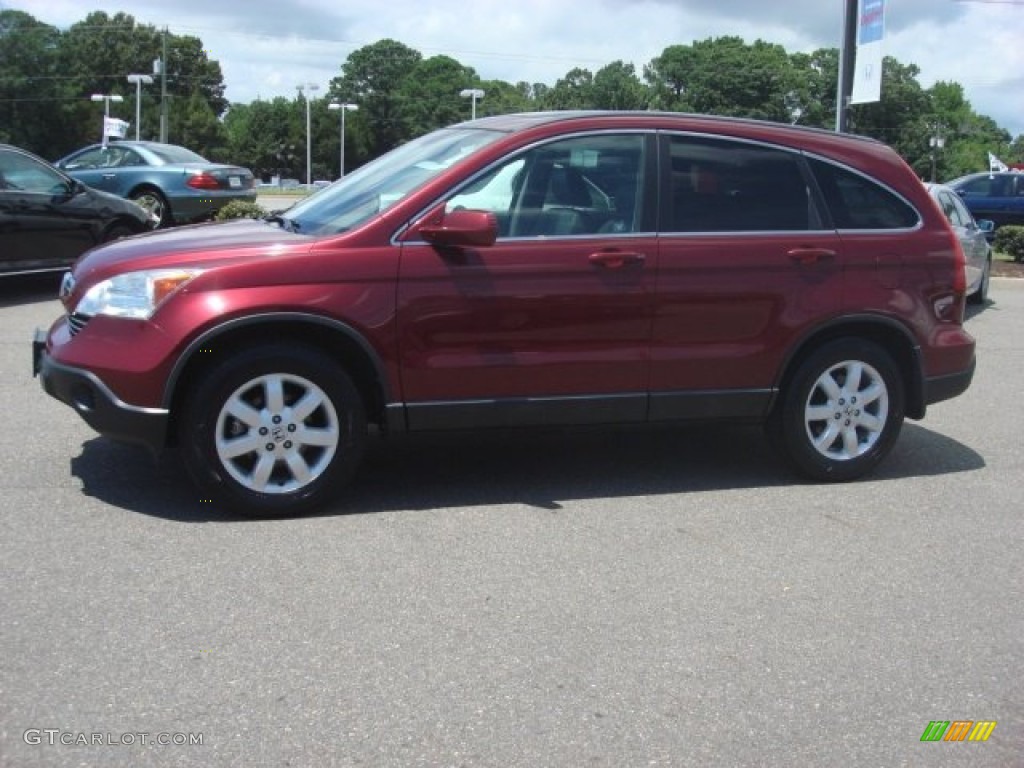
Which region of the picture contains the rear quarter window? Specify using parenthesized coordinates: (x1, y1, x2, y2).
(808, 157, 919, 230)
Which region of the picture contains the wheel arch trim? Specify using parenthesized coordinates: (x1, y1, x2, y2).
(162, 311, 393, 415)
(771, 314, 925, 419)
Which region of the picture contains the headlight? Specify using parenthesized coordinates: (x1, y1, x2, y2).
(75, 269, 203, 319)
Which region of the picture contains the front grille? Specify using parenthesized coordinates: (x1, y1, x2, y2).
(67, 313, 91, 336)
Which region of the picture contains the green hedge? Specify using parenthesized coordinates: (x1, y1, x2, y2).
(994, 225, 1024, 263)
(215, 200, 267, 221)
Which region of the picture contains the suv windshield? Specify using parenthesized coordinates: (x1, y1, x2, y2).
(283, 127, 505, 236)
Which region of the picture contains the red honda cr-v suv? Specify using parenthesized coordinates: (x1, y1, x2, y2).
(34, 112, 976, 517)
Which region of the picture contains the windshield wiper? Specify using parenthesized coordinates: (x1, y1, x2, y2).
(265, 213, 300, 233)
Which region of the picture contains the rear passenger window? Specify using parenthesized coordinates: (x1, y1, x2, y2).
(936, 190, 965, 227)
(808, 158, 919, 229)
(666, 135, 818, 233)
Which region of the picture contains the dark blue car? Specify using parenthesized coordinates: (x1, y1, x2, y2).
(56, 141, 256, 228)
(948, 171, 1024, 231)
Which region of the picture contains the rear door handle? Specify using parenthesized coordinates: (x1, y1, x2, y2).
(589, 251, 646, 269)
(787, 247, 837, 265)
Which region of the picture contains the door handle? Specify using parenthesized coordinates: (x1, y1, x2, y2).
(787, 247, 837, 265)
(102, 174, 117, 179)
(589, 251, 645, 269)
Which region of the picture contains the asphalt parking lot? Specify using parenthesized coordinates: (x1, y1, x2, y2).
(1, 275, 1021, 767)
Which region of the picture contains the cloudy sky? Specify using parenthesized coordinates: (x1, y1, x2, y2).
(5, 0, 1024, 138)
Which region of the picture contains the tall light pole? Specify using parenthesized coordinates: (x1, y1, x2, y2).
(328, 102, 358, 178)
(459, 88, 485, 120)
(91, 93, 124, 145)
(928, 123, 946, 183)
(297, 82, 319, 187)
(835, 0, 857, 132)
(126, 74, 153, 140)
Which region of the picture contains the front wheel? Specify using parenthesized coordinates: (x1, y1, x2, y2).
(770, 339, 905, 482)
(180, 344, 366, 517)
(102, 222, 138, 242)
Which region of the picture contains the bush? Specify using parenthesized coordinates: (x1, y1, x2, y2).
(215, 200, 267, 221)
(994, 225, 1024, 263)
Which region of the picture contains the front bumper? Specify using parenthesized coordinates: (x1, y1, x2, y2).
(34, 328, 169, 454)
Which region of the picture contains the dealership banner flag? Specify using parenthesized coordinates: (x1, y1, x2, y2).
(103, 116, 129, 140)
(851, 0, 884, 104)
(988, 152, 1009, 173)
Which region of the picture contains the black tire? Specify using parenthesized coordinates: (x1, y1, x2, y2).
(102, 222, 138, 242)
(180, 344, 366, 517)
(968, 256, 991, 305)
(130, 187, 170, 228)
(769, 339, 905, 482)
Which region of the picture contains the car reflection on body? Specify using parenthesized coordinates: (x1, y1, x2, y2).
(55, 141, 256, 228)
(0, 143, 153, 276)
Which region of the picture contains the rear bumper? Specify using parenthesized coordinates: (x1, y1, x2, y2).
(924, 355, 976, 407)
(34, 328, 168, 454)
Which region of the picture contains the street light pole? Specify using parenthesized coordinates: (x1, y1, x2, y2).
(328, 102, 358, 178)
(928, 123, 946, 182)
(126, 74, 153, 140)
(459, 88, 485, 120)
(835, 0, 857, 132)
(298, 83, 319, 187)
(90, 93, 124, 145)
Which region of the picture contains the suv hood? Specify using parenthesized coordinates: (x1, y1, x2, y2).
(73, 218, 312, 277)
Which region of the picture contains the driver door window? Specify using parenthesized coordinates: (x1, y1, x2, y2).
(446, 134, 647, 238)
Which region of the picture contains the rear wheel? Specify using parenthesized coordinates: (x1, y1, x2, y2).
(180, 344, 366, 517)
(770, 339, 905, 482)
(130, 188, 169, 228)
(969, 256, 991, 304)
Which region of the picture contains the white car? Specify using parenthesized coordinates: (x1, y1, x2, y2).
(926, 182, 994, 304)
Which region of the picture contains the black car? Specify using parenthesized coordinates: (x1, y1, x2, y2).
(0, 143, 153, 276)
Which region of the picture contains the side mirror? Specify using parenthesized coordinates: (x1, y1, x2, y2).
(977, 219, 995, 234)
(417, 208, 498, 248)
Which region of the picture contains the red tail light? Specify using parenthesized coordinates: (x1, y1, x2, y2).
(186, 173, 220, 190)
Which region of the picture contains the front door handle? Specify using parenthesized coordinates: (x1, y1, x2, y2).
(589, 251, 646, 269)
(787, 247, 837, 265)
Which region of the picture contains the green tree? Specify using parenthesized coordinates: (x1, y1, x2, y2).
(543, 67, 594, 110)
(56, 12, 162, 153)
(51, 12, 227, 156)
(591, 61, 648, 110)
(0, 10, 63, 153)
(474, 80, 534, 117)
(789, 48, 838, 128)
(847, 57, 931, 169)
(647, 38, 803, 121)
(644, 44, 698, 111)
(328, 39, 422, 157)
(399, 55, 479, 134)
